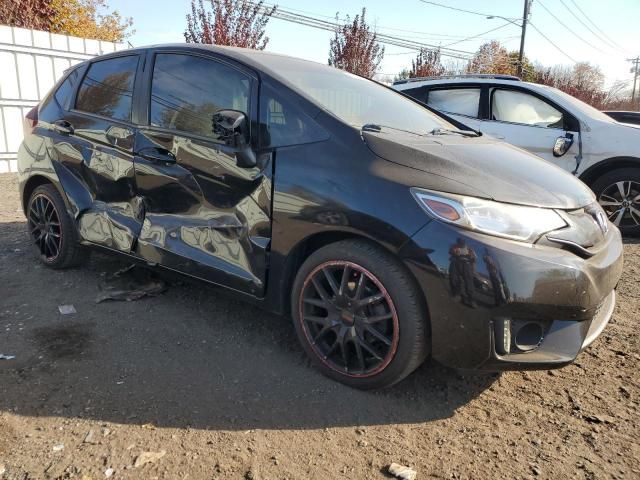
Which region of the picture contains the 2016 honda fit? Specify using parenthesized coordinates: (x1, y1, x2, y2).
(18, 45, 623, 389)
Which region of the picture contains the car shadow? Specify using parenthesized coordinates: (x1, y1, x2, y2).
(0, 221, 497, 432)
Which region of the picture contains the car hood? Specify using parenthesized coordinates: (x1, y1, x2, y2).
(362, 129, 595, 209)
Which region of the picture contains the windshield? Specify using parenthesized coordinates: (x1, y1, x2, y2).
(541, 85, 615, 123)
(267, 58, 453, 134)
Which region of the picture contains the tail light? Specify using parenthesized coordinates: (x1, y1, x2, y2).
(23, 106, 39, 136)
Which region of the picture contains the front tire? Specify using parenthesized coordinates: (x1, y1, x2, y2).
(27, 184, 88, 269)
(592, 168, 640, 236)
(291, 240, 430, 389)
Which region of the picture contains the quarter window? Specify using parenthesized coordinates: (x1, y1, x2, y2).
(150, 53, 251, 140)
(491, 89, 563, 128)
(427, 88, 480, 118)
(75, 56, 138, 122)
(54, 69, 79, 110)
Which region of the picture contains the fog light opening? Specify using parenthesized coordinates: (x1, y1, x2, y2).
(514, 322, 544, 352)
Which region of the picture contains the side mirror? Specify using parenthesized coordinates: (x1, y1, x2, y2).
(212, 110, 256, 168)
(553, 133, 574, 157)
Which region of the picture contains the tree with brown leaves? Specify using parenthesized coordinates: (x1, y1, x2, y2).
(410, 48, 445, 78)
(328, 8, 384, 78)
(185, 0, 276, 49)
(466, 41, 513, 75)
(0, 0, 56, 31)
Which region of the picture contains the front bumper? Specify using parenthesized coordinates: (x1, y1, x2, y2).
(399, 220, 623, 371)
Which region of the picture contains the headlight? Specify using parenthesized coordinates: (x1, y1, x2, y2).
(411, 188, 567, 243)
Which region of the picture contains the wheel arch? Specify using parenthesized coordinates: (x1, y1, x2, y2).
(579, 156, 640, 186)
(21, 174, 58, 215)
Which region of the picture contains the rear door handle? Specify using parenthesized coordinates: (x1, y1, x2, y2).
(53, 120, 74, 135)
(136, 147, 176, 164)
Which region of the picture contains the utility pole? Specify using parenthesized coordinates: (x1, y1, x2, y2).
(517, 0, 532, 78)
(628, 57, 640, 107)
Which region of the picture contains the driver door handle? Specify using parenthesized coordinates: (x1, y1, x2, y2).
(53, 119, 74, 135)
(136, 147, 176, 164)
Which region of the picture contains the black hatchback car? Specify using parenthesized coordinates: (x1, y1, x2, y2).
(18, 45, 623, 389)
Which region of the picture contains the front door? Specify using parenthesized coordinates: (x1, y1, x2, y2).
(480, 87, 580, 171)
(133, 51, 271, 296)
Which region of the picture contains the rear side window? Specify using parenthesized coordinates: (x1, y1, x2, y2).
(150, 53, 251, 141)
(491, 89, 563, 128)
(75, 55, 139, 122)
(427, 88, 480, 118)
(54, 69, 79, 110)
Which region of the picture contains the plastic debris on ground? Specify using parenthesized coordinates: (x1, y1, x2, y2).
(58, 304, 76, 315)
(388, 463, 418, 480)
(96, 264, 167, 303)
(0, 354, 16, 360)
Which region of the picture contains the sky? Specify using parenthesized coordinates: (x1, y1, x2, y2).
(108, 0, 640, 88)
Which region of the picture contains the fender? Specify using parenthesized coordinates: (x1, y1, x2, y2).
(579, 156, 640, 186)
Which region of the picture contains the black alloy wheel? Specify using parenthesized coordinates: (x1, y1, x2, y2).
(299, 260, 399, 377)
(291, 240, 430, 389)
(28, 193, 62, 262)
(27, 184, 89, 269)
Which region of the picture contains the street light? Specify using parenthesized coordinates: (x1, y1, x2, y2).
(486, 0, 531, 78)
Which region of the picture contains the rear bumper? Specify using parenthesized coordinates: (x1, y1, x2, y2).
(399, 221, 623, 371)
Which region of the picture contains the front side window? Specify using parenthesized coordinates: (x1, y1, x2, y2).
(427, 88, 480, 118)
(150, 53, 251, 140)
(75, 55, 138, 121)
(491, 89, 563, 128)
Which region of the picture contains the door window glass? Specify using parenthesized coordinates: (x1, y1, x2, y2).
(492, 89, 563, 128)
(259, 84, 327, 147)
(150, 53, 251, 140)
(75, 56, 138, 121)
(54, 69, 79, 110)
(427, 88, 480, 117)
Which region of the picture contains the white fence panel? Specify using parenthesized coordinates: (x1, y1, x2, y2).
(0, 25, 127, 173)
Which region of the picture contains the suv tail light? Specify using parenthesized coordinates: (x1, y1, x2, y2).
(23, 106, 39, 136)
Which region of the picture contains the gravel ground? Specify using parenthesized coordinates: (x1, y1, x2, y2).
(1, 173, 639, 480)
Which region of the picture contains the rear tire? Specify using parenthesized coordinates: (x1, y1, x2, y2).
(26, 184, 89, 269)
(291, 239, 430, 389)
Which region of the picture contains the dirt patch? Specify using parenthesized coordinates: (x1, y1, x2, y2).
(1, 173, 639, 479)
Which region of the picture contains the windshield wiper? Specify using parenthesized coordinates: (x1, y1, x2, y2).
(429, 127, 481, 137)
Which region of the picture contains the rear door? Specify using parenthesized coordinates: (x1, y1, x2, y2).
(132, 50, 271, 296)
(54, 53, 144, 251)
(480, 87, 580, 171)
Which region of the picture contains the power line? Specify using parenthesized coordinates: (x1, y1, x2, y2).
(527, 21, 577, 63)
(442, 22, 513, 48)
(416, 0, 512, 20)
(255, 4, 477, 60)
(557, 0, 621, 52)
(536, 0, 609, 55)
(568, 0, 628, 51)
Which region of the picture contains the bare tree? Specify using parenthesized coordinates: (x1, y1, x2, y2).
(185, 0, 276, 49)
(328, 8, 384, 78)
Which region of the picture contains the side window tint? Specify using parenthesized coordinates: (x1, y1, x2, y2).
(75, 56, 138, 122)
(259, 84, 328, 148)
(492, 89, 563, 128)
(427, 88, 480, 117)
(150, 53, 251, 140)
(54, 69, 78, 110)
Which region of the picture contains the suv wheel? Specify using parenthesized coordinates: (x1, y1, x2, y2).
(27, 184, 89, 268)
(291, 240, 430, 389)
(592, 168, 640, 236)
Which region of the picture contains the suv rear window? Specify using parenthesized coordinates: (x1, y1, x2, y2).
(75, 55, 139, 122)
(427, 88, 480, 118)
